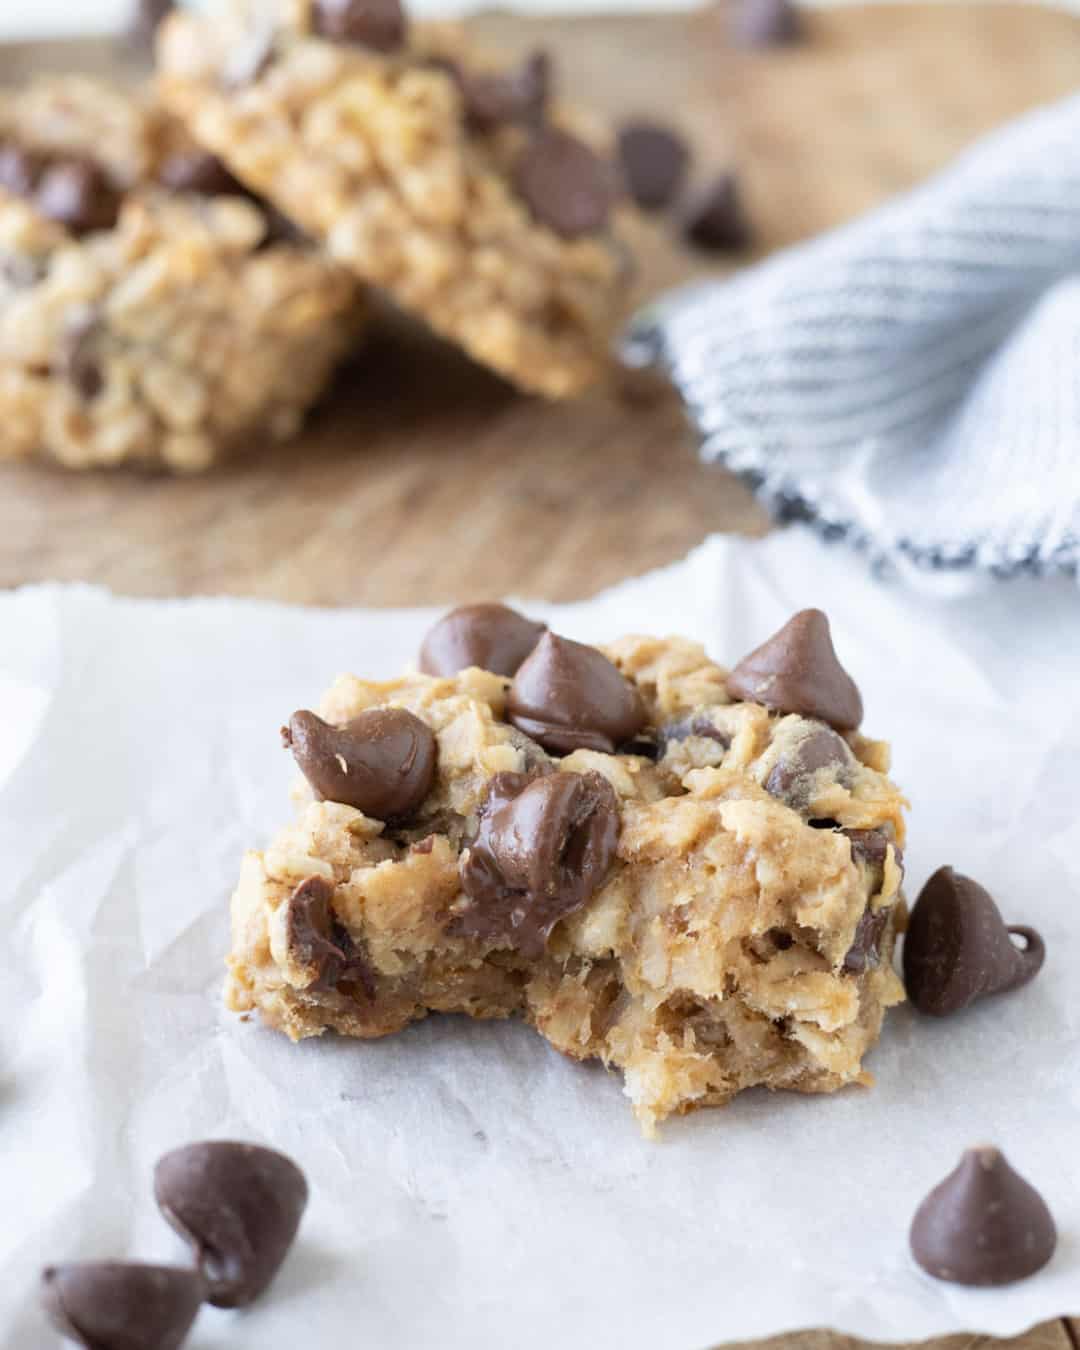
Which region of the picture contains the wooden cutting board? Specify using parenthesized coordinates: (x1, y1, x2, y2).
(2, 9, 1079, 1348)
(5, 3, 1080, 605)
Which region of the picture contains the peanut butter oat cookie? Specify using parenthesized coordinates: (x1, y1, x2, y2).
(157, 0, 637, 398)
(227, 606, 907, 1135)
(0, 78, 362, 471)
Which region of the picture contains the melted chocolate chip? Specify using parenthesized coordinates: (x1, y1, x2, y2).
(684, 173, 752, 251)
(130, 0, 176, 52)
(0, 143, 43, 196)
(35, 159, 120, 235)
(284, 875, 376, 995)
(41, 1262, 203, 1350)
(508, 632, 646, 755)
(158, 150, 241, 197)
(514, 127, 615, 239)
(731, 0, 802, 48)
(727, 609, 863, 731)
(453, 770, 620, 955)
(842, 906, 890, 974)
(616, 121, 689, 210)
(284, 708, 436, 821)
(312, 0, 407, 51)
(154, 1141, 309, 1308)
(764, 725, 852, 806)
(453, 51, 551, 133)
(910, 1146, 1056, 1286)
(419, 603, 546, 678)
(902, 866, 1045, 1017)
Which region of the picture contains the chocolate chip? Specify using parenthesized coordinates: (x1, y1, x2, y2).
(56, 308, 104, 401)
(902, 866, 1045, 1017)
(284, 875, 376, 995)
(684, 173, 752, 252)
(284, 708, 437, 821)
(158, 150, 241, 197)
(842, 906, 890, 974)
(130, 0, 176, 52)
(311, 0, 407, 51)
(514, 127, 615, 239)
(508, 632, 646, 755)
(419, 603, 546, 678)
(731, 0, 802, 48)
(727, 609, 863, 730)
(453, 51, 551, 133)
(910, 1146, 1056, 1286)
(35, 159, 120, 235)
(843, 827, 888, 870)
(658, 711, 731, 755)
(0, 143, 44, 196)
(453, 770, 619, 955)
(616, 121, 689, 210)
(40, 1262, 203, 1350)
(154, 1141, 309, 1308)
(764, 725, 852, 806)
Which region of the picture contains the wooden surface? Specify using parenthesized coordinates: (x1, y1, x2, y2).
(6, 3, 1080, 602)
(2, 10, 1078, 1348)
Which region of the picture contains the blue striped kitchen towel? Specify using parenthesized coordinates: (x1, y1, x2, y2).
(622, 92, 1080, 582)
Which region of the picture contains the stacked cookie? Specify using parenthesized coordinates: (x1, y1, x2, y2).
(0, 0, 639, 471)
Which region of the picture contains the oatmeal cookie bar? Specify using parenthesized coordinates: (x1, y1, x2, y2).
(227, 605, 907, 1135)
(0, 78, 362, 471)
(157, 0, 637, 398)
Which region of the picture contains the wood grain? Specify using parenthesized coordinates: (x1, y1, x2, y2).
(6, 4, 1080, 602)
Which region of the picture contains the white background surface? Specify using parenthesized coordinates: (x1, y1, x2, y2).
(1, 529, 1078, 1348)
(5, 0, 1080, 39)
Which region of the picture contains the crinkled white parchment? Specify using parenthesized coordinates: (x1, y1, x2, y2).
(1, 528, 1078, 1350)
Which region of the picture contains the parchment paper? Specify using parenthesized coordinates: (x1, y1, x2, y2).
(1, 528, 1078, 1349)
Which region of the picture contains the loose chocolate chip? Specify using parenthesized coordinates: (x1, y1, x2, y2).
(41, 1262, 203, 1350)
(454, 50, 551, 133)
(508, 631, 646, 755)
(514, 127, 615, 239)
(842, 906, 890, 974)
(154, 1141, 309, 1308)
(902, 866, 1045, 1017)
(453, 770, 619, 955)
(616, 121, 689, 210)
(284, 875, 376, 995)
(0, 143, 43, 196)
(658, 711, 731, 755)
(130, 0, 176, 52)
(764, 724, 852, 806)
(731, 0, 802, 48)
(910, 1146, 1056, 1286)
(158, 150, 241, 197)
(284, 707, 437, 821)
(419, 603, 546, 678)
(35, 159, 120, 235)
(727, 609, 863, 731)
(684, 172, 752, 252)
(311, 0, 407, 52)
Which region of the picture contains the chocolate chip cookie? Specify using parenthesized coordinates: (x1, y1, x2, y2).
(0, 78, 362, 471)
(227, 607, 908, 1135)
(156, 1, 637, 398)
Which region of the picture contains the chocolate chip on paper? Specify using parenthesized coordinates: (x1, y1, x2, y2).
(902, 865, 1045, 1016)
(727, 608, 864, 730)
(453, 769, 620, 955)
(617, 121, 690, 210)
(684, 172, 752, 252)
(508, 631, 646, 754)
(312, 0, 407, 52)
(283, 707, 437, 821)
(731, 0, 802, 49)
(40, 1262, 204, 1350)
(154, 1141, 309, 1308)
(419, 603, 546, 678)
(514, 127, 616, 239)
(910, 1146, 1056, 1286)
